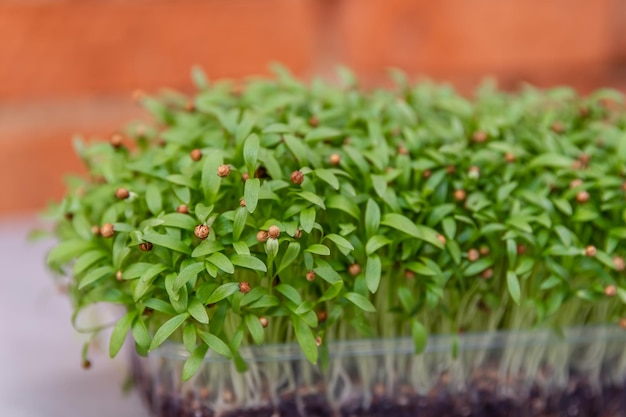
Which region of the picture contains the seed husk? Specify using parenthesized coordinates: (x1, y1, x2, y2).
(101, 223, 115, 238)
(238, 281, 251, 294)
(256, 231, 269, 243)
(190, 149, 202, 161)
(290, 170, 304, 185)
(194, 224, 210, 240)
(115, 187, 130, 199)
(217, 164, 231, 177)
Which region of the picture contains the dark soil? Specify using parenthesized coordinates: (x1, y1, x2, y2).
(131, 358, 626, 417)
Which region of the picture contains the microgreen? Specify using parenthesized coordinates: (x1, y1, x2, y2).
(44, 65, 626, 381)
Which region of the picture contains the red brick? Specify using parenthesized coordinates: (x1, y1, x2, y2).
(336, 0, 615, 87)
(0, 0, 316, 99)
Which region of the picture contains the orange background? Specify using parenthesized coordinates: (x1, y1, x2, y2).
(1, 0, 625, 215)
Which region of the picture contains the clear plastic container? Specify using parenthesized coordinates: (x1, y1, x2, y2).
(131, 325, 626, 417)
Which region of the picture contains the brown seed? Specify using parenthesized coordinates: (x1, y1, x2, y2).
(194, 224, 210, 240)
(143, 307, 154, 316)
(306, 270, 316, 281)
(241, 172, 250, 182)
(505, 153, 516, 163)
(91, 225, 101, 236)
(238, 281, 251, 294)
(579, 153, 590, 165)
(239, 199, 246, 207)
(82, 359, 92, 370)
(551, 121, 565, 134)
(115, 187, 130, 199)
(437, 234, 447, 245)
(620, 318, 626, 330)
(329, 153, 341, 166)
(185, 101, 195, 112)
(517, 244, 527, 255)
(116, 270, 123, 281)
(622, 182, 626, 192)
(472, 131, 487, 143)
(467, 249, 480, 262)
(199, 387, 210, 399)
(259, 317, 269, 328)
(110, 133, 124, 148)
(256, 230, 269, 243)
(585, 245, 597, 257)
(613, 256, 625, 271)
(479, 246, 490, 256)
(290, 170, 304, 185)
(217, 164, 230, 177)
(572, 160, 583, 170)
(317, 311, 328, 322)
(308, 116, 319, 127)
(579, 106, 590, 117)
(176, 204, 189, 214)
(576, 190, 590, 203)
(446, 165, 456, 174)
(423, 170, 432, 179)
(254, 166, 269, 179)
(64, 213, 74, 220)
(101, 223, 115, 238)
(190, 149, 202, 161)
(348, 263, 361, 276)
(294, 229, 302, 239)
(404, 270, 416, 279)
(268, 225, 281, 239)
(570, 179, 583, 189)
(481, 268, 494, 279)
(315, 336, 322, 347)
(605, 285, 617, 297)
(139, 242, 153, 252)
(454, 189, 466, 202)
(398, 146, 409, 155)
(206, 303, 216, 309)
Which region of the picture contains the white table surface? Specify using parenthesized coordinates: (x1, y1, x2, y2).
(0, 218, 150, 417)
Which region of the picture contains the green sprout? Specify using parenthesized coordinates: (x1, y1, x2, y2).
(44, 65, 626, 381)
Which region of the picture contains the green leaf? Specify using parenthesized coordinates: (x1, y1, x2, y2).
(143, 299, 176, 315)
(324, 233, 354, 252)
(245, 314, 265, 345)
(365, 255, 382, 293)
(314, 260, 342, 284)
(463, 258, 493, 276)
(173, 262, 205, 293)
(244, 178, 260, 213)
(297, 191, 326, 209)
(142, 231, 191, 254)
(277, 242, 301, 274)
(182, 344, 209, 382)
(188, 298, 209, 324)
(305, 244, 331, 256)
(194, 203, 214, 223)
(411, 320, 428, 354)
(345, 292, 376, 312)
(131, 317, 151, 351)
(283, 134, 309, 163)
(232, 207, 248, 241)
(326, 195, 360, 220)
(183, 323, 197, 352)
(47, 239, 95, 265)
(161, 213, 196, 230)
(365, 235, 391, 256)
(381, 213, 443, 248)
(145, 184, 163, 214)
(276, 284, 303, 305)
(365, 199, 381, 238)
(231, 254, 267, 272)
(529, 154, 574, 169)
(73, 250, 108, 276)
(201, 149, 223, 202)
(207, 252, 235, 274)
(292, 316, 318, 364)
(305, 127, 342, 142)
(319, 281, 343, 303)
(300, 207, 316, 233)
(78, 265, 115, 290)
(122, 262, 154, 280)
(507, 271, 521, 305)
(109, 311, 136, 358)
(243, 134, 260, 175)
(191, 240, 224, 257)
(149, 313, 189, 351)
(371, 174, 387, 198)
(315, 169, 340, 190)
(197, 331, 232, 358)
(205, 283, 240, 304)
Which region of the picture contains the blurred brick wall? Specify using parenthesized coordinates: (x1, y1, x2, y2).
(1, 0, 625, 214)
